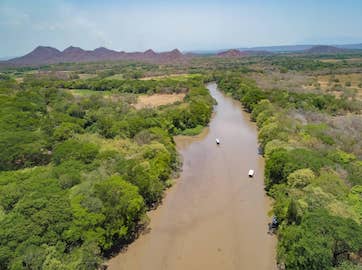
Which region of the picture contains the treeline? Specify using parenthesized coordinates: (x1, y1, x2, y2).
(0, 75, 213, 269)
(216, 73, 361, 115)
(21, 75, 205, 95)
(267, 55, 362, 72)
(216, 73, 362, 270)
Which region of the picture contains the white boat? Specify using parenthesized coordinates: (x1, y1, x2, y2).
(248, 169, 255, 177)
(216, 138, 220, 145)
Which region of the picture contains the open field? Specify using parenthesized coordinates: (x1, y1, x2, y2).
(139, 73, 198, 80)
(133, 93, 185, 109)
(78, 73, 97, 79)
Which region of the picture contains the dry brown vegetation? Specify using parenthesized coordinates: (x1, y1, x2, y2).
(250, 71, 313, 92)
(248, 69, 362, 101)
(78, 73, 97, 79)
(140, 73, 190, 80)
(302, 73, 362, 100)
(133, 93, 186, 109)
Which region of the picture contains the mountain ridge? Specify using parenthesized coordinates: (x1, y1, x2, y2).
(3, 43, 362, 67)
(2, 46, 186, 67)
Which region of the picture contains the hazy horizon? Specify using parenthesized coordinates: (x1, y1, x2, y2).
(1, 0, 362, 58)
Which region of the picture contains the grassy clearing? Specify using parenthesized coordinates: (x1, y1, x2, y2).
(78, 73, 97, 79)
(133, 93, 186, 109)
(105, 73, 201, 81)
(66, 89, 137, 104)
(140, 73, 201, 81)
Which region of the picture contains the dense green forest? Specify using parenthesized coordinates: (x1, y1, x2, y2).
(0, 74, 213, 269)
(216, 73, 362, 270)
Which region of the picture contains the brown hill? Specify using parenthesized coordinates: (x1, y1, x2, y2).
(2, 46, 187, 67)
(217, 49, 248, 58)
(10, 46, 61, 65)
(159, 49, 183, 60)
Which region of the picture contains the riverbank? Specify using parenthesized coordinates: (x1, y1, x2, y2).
(106, 82, 276, 270)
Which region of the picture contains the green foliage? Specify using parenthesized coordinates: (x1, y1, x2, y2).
(217, 71, 362, 268)
(0, 72, 213, 269)
(264, 139, 290, 158)
(52, 139, 99, 165)
(312, 169, 349, 198)
(95, 175, 145, 249)
(53, 122, 83, 141)
(348, 185, 362, 220)
(303, 124, 335, 145)
(265, 148, 332, 190)
(287, 168, 315, 189)
(180, 125, 204, 136)
(346, 161, 362, 185)
(334, 261, 362, 270)
(278, 210, 362, 270)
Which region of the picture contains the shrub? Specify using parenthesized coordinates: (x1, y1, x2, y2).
(52, 139, 99, 165)
(287, 168, 315, 189)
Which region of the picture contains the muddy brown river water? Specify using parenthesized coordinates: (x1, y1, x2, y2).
(107, 82, 277, 270)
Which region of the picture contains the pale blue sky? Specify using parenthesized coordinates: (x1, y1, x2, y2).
(1, 0, 362, 57)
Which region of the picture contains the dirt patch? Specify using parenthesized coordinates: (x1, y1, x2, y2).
(133, 93, 185, 109)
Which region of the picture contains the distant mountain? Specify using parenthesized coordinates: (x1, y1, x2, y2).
(2, 46, 187, 67)
(189, 43, 362, 54)
(217, 49, 248, 58)
(304, 45, 347, 54)
(159, 49, 184, 60)
(9, 46, 61, 65)
(241, 50, 274, 56)
(335, 43, 362, 50)
(144, 49, 157, 57)
(216, 49, 273, 58)
(240, 44, 362, 53)
(3, 43, 362, 67)
(239, 45, 315, 53)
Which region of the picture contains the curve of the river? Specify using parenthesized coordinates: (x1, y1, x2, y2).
(107, 82, 276, 270)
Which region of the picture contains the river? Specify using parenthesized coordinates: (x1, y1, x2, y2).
(107, 82, 277, 270)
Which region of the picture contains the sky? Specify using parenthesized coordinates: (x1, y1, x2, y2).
(1, 0, 362, 57)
